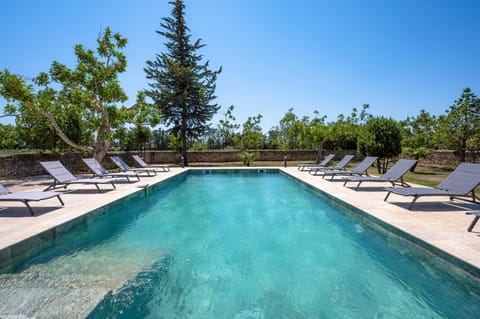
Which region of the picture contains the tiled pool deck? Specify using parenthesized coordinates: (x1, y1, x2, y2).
(1, 166, 479, 278)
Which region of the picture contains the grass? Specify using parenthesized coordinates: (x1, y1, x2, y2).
(0, 149, 56, 156)
(343, 162, 451, 188)
(402, 166, 452, 188)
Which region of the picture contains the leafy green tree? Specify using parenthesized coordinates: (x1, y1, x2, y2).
(112, 126, 129, 150)
(0, 124, 20, 149)
(309, 111, 329, 162)
(0, 28, 158, 160)
(402, 146, 433, 160)
(150, 128, 170, 150)
(14, 110, 58, 150)
(350, 104, 373, 125)
(324, 119, 358, 150)
(276, 108, 308, 149)
(202, 127, 225, 149)
(434, 88, 480, 162)
(190, 141, 209, 151)
(168, 134, 183, 152)
(145, 0, 221, 166)
(217, 105, 240, 148)
(266, 128, 281, 149)
(401, 109, 437, 149)
(237, 114, 266, 150)
(126, 125, 153, 152)
(357, 117, 403, 173)
(268, 109, 327, 150)
(3, 90, 68, 150)
(324, 105, 372, 150)
(238, 151, 259, 166)
(275, 108, 301, 149)
(113, 126, 152, 151)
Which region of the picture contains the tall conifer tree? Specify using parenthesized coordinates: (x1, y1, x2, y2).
(145, 0, 221, 166)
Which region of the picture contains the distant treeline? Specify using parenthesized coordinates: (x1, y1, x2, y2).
(2, 87, 480, 165)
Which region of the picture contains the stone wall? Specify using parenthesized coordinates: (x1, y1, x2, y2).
(409, 150, 478, 169)
(0, 150, 353, 178)
(0, 149, 472, 178)
(0, 152, 129, 179)
(0, 153, 84, 178)
(144, 149, 357, 163)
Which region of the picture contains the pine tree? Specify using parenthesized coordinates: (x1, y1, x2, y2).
(145, 0, 221, 166)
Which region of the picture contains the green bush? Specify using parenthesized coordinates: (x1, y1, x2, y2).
(238, 151, 259, 166)
(358, 117, 402, 173)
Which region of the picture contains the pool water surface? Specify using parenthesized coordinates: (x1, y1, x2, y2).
(1, 171, 480, 318)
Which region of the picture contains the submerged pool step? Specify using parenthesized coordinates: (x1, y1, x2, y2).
(0, 286, 106, 319)
(89, 254, 175, 318)
(0, 265, 111, 319)
(0, 249, 169, 318)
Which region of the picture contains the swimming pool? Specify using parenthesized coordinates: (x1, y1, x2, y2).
(1, 171, 479, 318)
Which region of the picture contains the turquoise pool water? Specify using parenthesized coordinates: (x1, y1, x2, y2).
(1, 171, 480, 318)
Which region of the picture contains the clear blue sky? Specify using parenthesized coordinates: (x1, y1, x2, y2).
(1, 0, 479, 131)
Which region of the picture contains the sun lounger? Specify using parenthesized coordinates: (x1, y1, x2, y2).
(82, 158, 140, 183)
(343, 159, 417, 190)
(321, 156, 378, 180)
(298, 154, 335, 171)
(384, 162, 480, 210)
(110, 156, 157, 176)
(132, 155, 170, 172)
(310, 155, 355, 175)
(0, 184, 64, 216)
(40, 161, 117, 193)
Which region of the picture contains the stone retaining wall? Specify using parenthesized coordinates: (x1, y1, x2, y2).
(0, 149, 471, 178)
(0, 153, 83, 178)
(144, 149, 357, 164)
(419, 150, 478, 168)
(0, 153, 133, 179)
(0, 150, 355, 178)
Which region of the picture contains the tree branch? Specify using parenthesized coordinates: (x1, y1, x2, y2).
(33, 105, 93, 153)
(0, 113, 18, 118)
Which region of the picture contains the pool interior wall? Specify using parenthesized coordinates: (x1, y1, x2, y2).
(0, 169, 479, 318)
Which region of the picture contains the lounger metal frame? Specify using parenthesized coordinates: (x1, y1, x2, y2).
(343, 159, 418, 191)
(40, 161, 116, 193)
(0, 185, 64, 216)
(384, 162, 480, 210)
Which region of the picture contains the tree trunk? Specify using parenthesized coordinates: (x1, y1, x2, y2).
(460, 139, 467, 162)
(181, 111, 188, 166)
(383, 158, 389, 174)
(94, 139, 111, 162)
(41, 110, 93, 154)
(376, 158, 382, 174)
(315, 141, 323, 164)
(181, 134, 188, 166)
